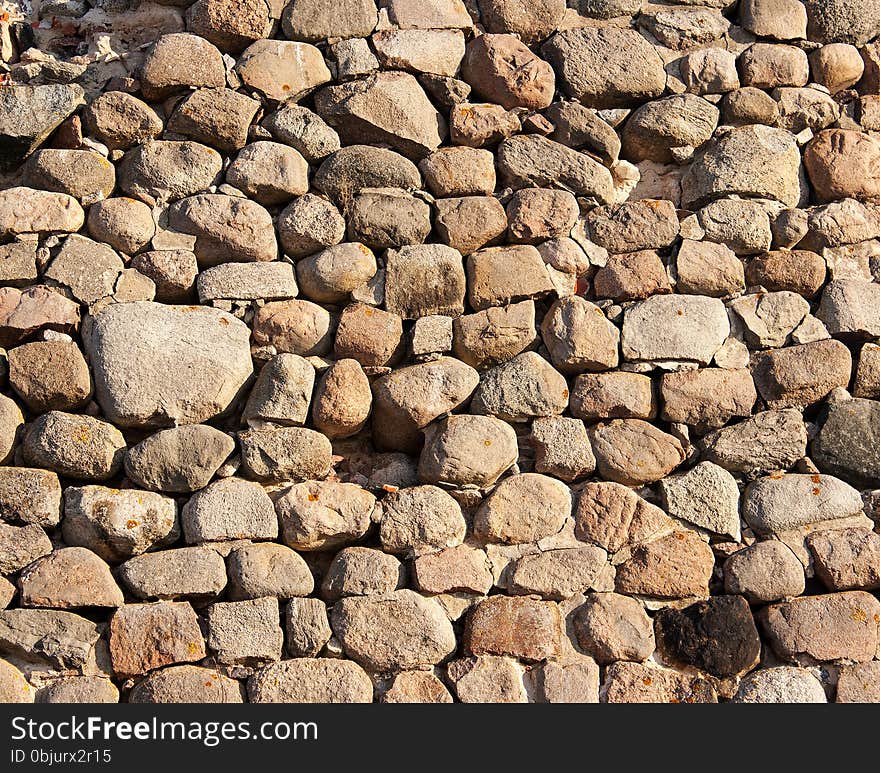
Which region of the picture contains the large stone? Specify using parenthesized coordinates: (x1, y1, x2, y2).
(331, 590, 456, 671)
(281, 0, 377, 42)
(541, 297, 620, 374)
(252, 300, 333, 357)
(574, 592, 655, 665)
(723, 540, 805, 604)
(276, 480, 376, 551)
(615, 531, 715, 600)
(109, 602, 206, 677)
(812, 398, 880, 487)
(464, 595, 562, 662)
(0, 609, 101, 670)
(660, 368, 756, 430)
(508, 547, 607, 600)
(659, 462, 740, 540)
(238, 427, 332, 482)
(84, 302, 253, 428)
(0, 523, 51, 575)
(701, 409, 808, 475)
(622, 95, 719, 164)
(497, 135, 614, 201)
(654, 596, 761, 677)
(0, 469, 62, 528)
(589, 419, 685, 486)
(529, 415, 596, 481)
(140, 33, 226, 100)
(447, 655, 528, 703)
(0, 84, 84, 172)
(419, 414, 518, 486)
(453, 301, 537, 370)
(236, 40, 331, 102)
(586, 199, 680, 254)
(206, 597, 283, 665)
(742, 473, 864, 534)
(603, 661, 718, 703)
(83, 92, 163, 151)
(471, 351, 569, 422)
(461, 34, 554, 110)
(541, 28, 666, 109)
(808, 527, 880, 591)
(18, 547, 123, 609)
(621, 295, 729, 365)
(125, 425, 234, 493)
(733, 666, 826, 703)
(117, 547, 227, 601)
(314, 72, 445, 160)
(682, 125, 806, 209)
(474, 473, 572, 545)
(817, 279, 880, 338)
(248, 658, 372, 703)
(311, 359, 372, 439)
(805, 130, 880, 203)
(384, 245, 466, 319)
(25, 150, 115, 206)
(313, 145, 421, 206)
(321, 547, 403, 601)
(183, 478, 278, 543)
(0, 286, 79, 348)
(129, 666, 243, 703)
(118, 141, 222, 206)
(761, 591, 880, 663)
(803, 0, 880, 46)
(0, 188, 84, 238)
(466, 245, 554, 312)
(379, 485, 466, 556)
(837, 662, 880, 703)
(62, 486, 179, 563)
(243, 353, 315, 427)
(227, 543, 313, 600)
(186, 0, 273, 53)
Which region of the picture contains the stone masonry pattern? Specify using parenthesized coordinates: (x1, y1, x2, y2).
(0, 0, 878, 704)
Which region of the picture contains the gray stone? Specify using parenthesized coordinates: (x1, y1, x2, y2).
(700, 409, 808, 475)
(471, 351, 569, 422)
(118, 546, 227, 600)
(724, 540, 806, 603)
(207, 597, 282, 665)
(276, 480, 376, 551)
(238, 427, 332, 483)
(419, 415, 518, 487)
(182, 477, 278, 544)
(660, 461, 741, 540)
(812, 398, 880, 487)
(244, 354, 315, 427)
(248, 658, 372, 703)
(227, 543, 313, 600)
(196, 262, 298, 303)
(380, 485, 466, 556)
(733, 667, 826, 703)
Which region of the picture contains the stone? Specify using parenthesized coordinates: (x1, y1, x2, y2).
(118, 141, 222, 206)
(804, 130, 880, 203)
(0, 523, 51, 575)
(382, 671, 453, 703)
(186, 0, 273, 53)
(546, 101, 620, 163)
(0, 287, 76, 349)
(734, 666, 826, 703)
(321, 547, 404, 600)
(226, 543, 312, 600)
(808, 527, 880, 591)
(540, 299, 620, 376)
(243, 354, 314, 428)
(38, 677, 119, 704)
(253, 300, 333, 357)
(419, 147, 495, 197)
(589, 419, 685, 486)
(226, 143, 309, 206)
(569, 372, 653, 423)
(62, 485, 178, 563)
(238, 427, 332, 482)
(542, 28, 666, 109)
(775, 87, 841, 133)
(182, 478, 277, 545)
(140, 33, 226, 100)
(615, 531, 715, 599)
(419, 415, 518, 487)
(109, 602, 206, 677)
(621, 294, 729, 365)
(276, 480, 375, 551)
(0, 188, 84, 238)
(812, 398, 880, 487)
(803, 0, 880, 46)
(197, 263, 298, 304)
(380, 485, 466, 556)
(506, 188, 578, 245)
(25, 149, 115, 206)
(474, 473, 572, 545)
(449, 102, 521, 148)
(297, 243, 376, 305)
(453, 301, 536, 370)
(285, 598, 331, 657)
(0, 242, 38, 288)
(131, 251, 198, 303)
(655, 595, 760, 678)
(311, 359, 371, 439)
(281, 0, 377, 41)
(682, 125, 806, 209)
(0, 609, 101, 670)
(124, 425, 234, 494)
(8, 340, 90, 414)
(384, 245, 466, 320)
(168, 194, 276, 265)
(528, 416, 595, 482)
(447, 655, 528, 703)
(740, 43, 810, 89)
(18, 547, 122, 609)
(207, 597, 282, 665)
(509, 547, 607, 600)
(724, 540, 805, 604)
(742, 473, 864, 534)
(461, 34, 553, 111)
(332, 590, 455, 671)
(236, 40, 330, 102)
(681, 47, 740, 95)
(837, 662, 880, 703)
(276, 194, 344, 258)
(373, 29, 465, 77)
(432, 195, 502, 255)
(334, 303, 403, 366)
(471, 351, 569, 422)
(412, 545, 493, 595)
(0, 659, 33, 703)
(675, 240, 745, 298)
(22, 411, 125, 482)
(810, 43, 865, 93)
(0, 469, 62, 528)
(698, 198, 772, 255)
(85, 302, 252, 428)
(467, 245, 554, 311)
(248, 658, 372, 703)
(745, 249, 826, 297)
(118, 546, 226, 600)
(497, 135, 614, 201)
(45, 234, 123, 305)
(313, 145, 421, 207)
(574, 593, 655, 665)
(346, 188, 429, 250)
(0, 394, 21, 466)
(264, 105, 340, 163)
(315, 72, 445, 160)
(477, 0, 563, 43)
(593, 250, 672, 302)
(735, 290, 811, 348)
(818, 278, 880, 338)
(372, 357, 478, 452)
(855, 344, 880, 398)
(87, 198, 156, 256)
(129, 666, 243, 703)
(622, 95, 718, 164)
(575, 481, 675, 554)
(0, 84, 84, 171)
(82, 92, 162, 151)
(701, 408, 808, 475)
(465, 595, 561, 662)
(659, 462, 740, 540)
(741, 0, 808, 40)
(750, 339, 852, 409)
(762, 590, 880, 663)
